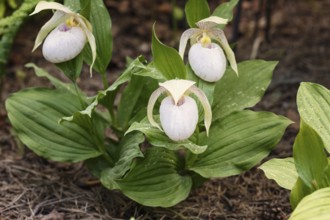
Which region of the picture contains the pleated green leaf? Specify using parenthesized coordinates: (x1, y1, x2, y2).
(185, 0, 210, 28)
(152, 25, 186, 80)
(290, 187, 330, 220)
(213, 60, 277, 121)
(101, 148, 192, 207)
(259, 158, 298, 190)
(99, 133, 144, 188)
(187, 110, 291, 178)
(297, 82, 330, 152)
(5, 88, 103, 162)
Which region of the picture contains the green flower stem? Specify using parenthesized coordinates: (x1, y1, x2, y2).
(73, 82, 86, 108)
(100, 70, 109, 89)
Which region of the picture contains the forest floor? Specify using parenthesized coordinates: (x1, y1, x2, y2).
(0, 0, 330, 219)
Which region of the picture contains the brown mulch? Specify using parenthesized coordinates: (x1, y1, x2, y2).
(1, 0, 330, 219)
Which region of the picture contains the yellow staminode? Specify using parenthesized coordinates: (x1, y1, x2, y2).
(200, 32, 211, 47)
(66, 16, 78, 27)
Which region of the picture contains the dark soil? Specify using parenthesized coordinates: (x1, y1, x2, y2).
(1, 0, 329, 219)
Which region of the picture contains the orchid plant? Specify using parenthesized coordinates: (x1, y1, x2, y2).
(5, 0, 291, 207)
(260, 82, 330, 219)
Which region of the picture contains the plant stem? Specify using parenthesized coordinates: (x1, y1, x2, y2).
(100, 71, 109, 89)
(73, 82, 86, 108)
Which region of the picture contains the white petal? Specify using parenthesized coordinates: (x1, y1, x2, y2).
(42, 24, 87, 63)
(160, 96, 198, 141)
(147, 87, 166, 131)
(189, 85, 212, 136)
(76, 16, 96, 77)
(188, 42, 227, 82)
(159, 79, 196, 105)
(178, 28, 200, 58)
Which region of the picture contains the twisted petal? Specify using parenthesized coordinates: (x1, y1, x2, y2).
(147, 87, 166, 131)
(196, 16, 228, 29)
(209, 29, 238, 75)
(190, 85, 212, 136)
(30, 1, 74, 15)
(159, 79, 196, 105)
(32, 11, 68, 51)
(76, 16, 96, 76)
(178, 28, 200, 58)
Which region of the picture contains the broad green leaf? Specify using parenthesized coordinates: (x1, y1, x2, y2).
(297, 82, 330, 152)
(293, 120, 328, 189)
(5, 88, 103, 162)
(25, 63, 76, 93)
(259, 158, 298, 190)
(126, 118, 207, 154)
(100, 133, 144, 188)
(187, 110, 291, 178)
(101, 148, 192, 207)
(290, 187, 330, 220)
(83, 0, 112, 74)
(185, 0, 210, 28)
(290, 177, 314, 209)
(152, 25, 186, 80)
(212, 0, 239, 22)
(213, 60, 277, 121)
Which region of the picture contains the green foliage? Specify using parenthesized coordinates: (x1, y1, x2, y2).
(289, 187, 330, 220)
(261, 82, 330, 215)
(152, 25, 186, 80)
(185, 0, 210, 27)
(297, 82, 330, 152)
(212, 0, 239, 25)
(5, 88, 104, 162)
(213, 60, 277, 121)
(259, 158, 298, 190)
(82, 0, 112, 74)
(187, 110, 291, 178)
(101, 147, 192, 207)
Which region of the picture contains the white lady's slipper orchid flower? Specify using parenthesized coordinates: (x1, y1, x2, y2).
(30, 1, 96, 76)
(179, 16, 238, 82)
(147, 79, 212, 141)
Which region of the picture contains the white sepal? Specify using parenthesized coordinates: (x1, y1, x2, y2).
(196, 16, 228, 29)
(188, 42, 227, 82)
(42, 24, 87, 63)
(160, 96, 198, 141)
(147, 87, 166, 131)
